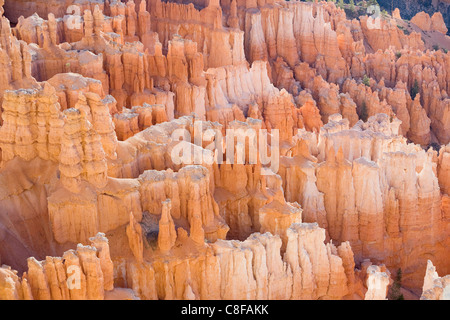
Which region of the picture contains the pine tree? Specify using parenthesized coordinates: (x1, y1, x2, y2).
(349, 0, 355, 12)
(360, 101, 368, 122)
(411, 79, 420, 100)
(388, 269, 405, 300)
(363, 74, 370, 87)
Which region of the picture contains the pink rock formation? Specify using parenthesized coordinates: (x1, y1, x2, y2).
(421, 260, 450, 300)
(364, 264, 391, 300)
(0, 84, 64, 163)
(412, 11, 448, 34)
(360, 15, 424, 52)
(127, 212, 144, 263)
(297, 95, 323, 132)
(157, 200, 177, 253)
(412, 11, 434, 31)
(431, 12, 449, 34)
(392, 8, 402, 20)
(0, 232, 118, 300)
(139, 166, 228, 242)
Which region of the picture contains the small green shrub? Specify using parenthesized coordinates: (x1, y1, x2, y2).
(411, 79, 420, 100)
(388, 269, 405, 300)
(362, 74, 371, 87)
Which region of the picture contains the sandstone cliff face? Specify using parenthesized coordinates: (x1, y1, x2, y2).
(139, 165, 228, 242)
(280, 114, 449, 289)
(0, 16, 38, 121)
(360, 14, 424, 52)
(0, 84, 64, 163)
(112, 224, 364, 300)
(5, 0, 447, 148)
(242, 1, 349, 83)
(341, 46, 450, 147)
(45, 100, 141, 245)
